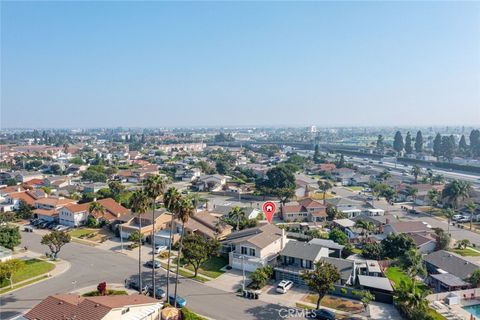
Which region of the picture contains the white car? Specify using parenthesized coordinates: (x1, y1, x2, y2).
(276, 280, 293, 294)
(452, 214, 463, 221)
(153, 246, 167, 254)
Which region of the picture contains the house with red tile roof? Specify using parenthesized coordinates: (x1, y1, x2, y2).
(22, 294, 162, 320)
(58, 198, 130, 227)
(281, 198, 327, 222)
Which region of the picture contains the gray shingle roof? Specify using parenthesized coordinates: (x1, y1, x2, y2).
(320, 257, 354, 283)
(430, 273, 469, 287)
(280, 241, 326, 261)
(358, 275, 394, 292)
(424, 250, 480, 280)
(308, 238, 345, 250)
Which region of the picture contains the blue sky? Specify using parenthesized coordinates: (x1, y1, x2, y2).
(1, 1, 479, 128)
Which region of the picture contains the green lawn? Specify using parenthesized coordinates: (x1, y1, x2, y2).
(0, 275, 49, 294)
(385, 267, 428, 292)
(451, 247, 480, 256)
(69, 228, 96, 238)
(160, 262, 209, 283)
(346, 186, 364, 192)
(182, 256, 227, 279)
(0, 259, 54, 290)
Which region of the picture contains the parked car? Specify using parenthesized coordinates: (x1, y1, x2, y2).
(38, 221, 49, 229)
(153, 245, 167, 254)
(127, 280, 149, 293)
(276, 280, 293, 294)
(307, 308, 336, 320)
(452, 214, 463, 221)
(145, 260, 161, 269)
(146, 285, 166, 299)
(168, 294, 187, 308)
(56, 225, 70, 231)
(457, 217, 470, 223)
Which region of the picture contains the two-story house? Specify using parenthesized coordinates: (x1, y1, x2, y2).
(281, 198, 327, 222)
(222, 224, 286, 272)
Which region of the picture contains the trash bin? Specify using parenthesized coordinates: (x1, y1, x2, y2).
(243, 290, 247, 297)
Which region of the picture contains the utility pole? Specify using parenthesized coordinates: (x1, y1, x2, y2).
(120, 225, 124, 252)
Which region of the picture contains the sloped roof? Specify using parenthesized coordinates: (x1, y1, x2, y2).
(280, 240, 326, 261)
(424, 250, 480, 279)
(223, 223, 283, 249)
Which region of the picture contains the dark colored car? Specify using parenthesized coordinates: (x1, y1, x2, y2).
(127, 280, 149, 293)
(146, 285, 166, 299)
(168, 294, 187, 308)
(145, 260, 161, 269)
(307, 308, 336, 320)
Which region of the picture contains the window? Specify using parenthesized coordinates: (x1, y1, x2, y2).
(249, 248, 256, 256)
(241, 246, 247, 255)
(121, 307, 130, 315)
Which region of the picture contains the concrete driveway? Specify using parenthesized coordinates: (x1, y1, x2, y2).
(205, 268, 251, 292)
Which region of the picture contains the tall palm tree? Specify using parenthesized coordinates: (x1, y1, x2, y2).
(406, 187, 418, 211)
(144, 175, 166, 298)
(410, 166, 422, 184)
(163, 187, 181, 300)
(465, 201, 477, 231)
(442, 180, 472, 209)
(317, 180, 333, 205)
(394, 280, 430, 317)
(173, 196, 195, 307)
(129, 189, 149, 293)
(229, 206, 246, 231)
(399, 248, 426, 279)
(88, 201, 105, 223)
(443, 208, 455, 236)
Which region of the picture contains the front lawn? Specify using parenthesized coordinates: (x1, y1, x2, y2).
(0, 259, 54, 288)
(346, 186, 364, 192)
(451, 247, 480, 256)
(83, 289, 128, 296)
(69, 228, 96, 238)
(182, 256, 227, 279)
(385, 266, 428, 292)
(302, 294, 363, 313)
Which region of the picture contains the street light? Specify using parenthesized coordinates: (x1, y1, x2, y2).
(72, 280, 77, 292)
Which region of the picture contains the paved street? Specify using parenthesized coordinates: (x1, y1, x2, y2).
(0, 232, 298, 320)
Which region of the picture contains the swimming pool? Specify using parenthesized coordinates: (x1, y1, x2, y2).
(463, 304, 480, 318)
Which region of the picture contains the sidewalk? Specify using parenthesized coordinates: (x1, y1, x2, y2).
(0, 250, 71, 296)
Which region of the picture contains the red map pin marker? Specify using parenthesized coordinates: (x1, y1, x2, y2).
(262, 201, 276, 224)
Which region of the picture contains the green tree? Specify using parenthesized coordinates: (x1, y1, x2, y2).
(0, 225, 21, 250)
(442, 208, 455, 235)
(250, 265, 273, 289)
(163, 187, 181, 300)
(88, 201, 105, 223)
(467, 269, 480, 288)
(41, 231, 71, 260)
(427, 189, 439, 214)
(458, 135, 468, 155)
(469, 129, 480, 157)
(394, 280, 431, 319)
(128, 231, 143, 243)
(17, 200, 33, 220)
(381, 233, 415, 258)
(456, 239, 470, 250)
(328, 228, 348, 245)
(302, 261, 340, 309)
(410, 166, 421, 184)
(399, 248, 426, 278)
(433, 133, 442, 157)
(406, 186, 418, 210)
(108, 181, 125, 200)
(393, 131, 404, 154)
(227, 206, 246, 231)
(442, 180, 472, 209)
(317, 180, 333, 205)
(405, 132, 413, 154)
(144, 175, 166, 298)
(362, 243, 384, 260)
(173, 196, 195, 307)
(434, 228, 451, 250)
(129, 189, 149, 293)
(354, 220, 375, 243)
(414, 131, 423, 153)
(313, 144, 321, 163)
(376, 135, 384, 153)
(465, 201, 477, 231)
(182, 234, 220, 277)
(0, 259, 25, 288)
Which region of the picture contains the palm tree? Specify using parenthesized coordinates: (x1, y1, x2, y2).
(129, 189, 149, 293)
(406, 187, 418, 211)
(163, 187, 181, 300)
(317, 180, 333, 205)
(443, 208, 455, 236)
(394, 280, 430, 317)
(410, 166, 422, 184)
(442, 180, 472, 209)
(229, 206, 246, 231)
(354, 220, 374, 243)
(377, 170, 391, 182)
(427, 189, 438, 215)
(144, 175, 166, 298)
(432, 174, 444, 185)
(465, 201, 477, 231)
(88, 201, 105, 224)
(399, 248, 426, 279)
(173, 196, 195, 307)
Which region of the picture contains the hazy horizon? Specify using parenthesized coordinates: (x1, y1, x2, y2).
(2, 1, 480, 129)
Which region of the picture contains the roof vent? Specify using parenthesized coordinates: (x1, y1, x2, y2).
(95, 303, 100, 307)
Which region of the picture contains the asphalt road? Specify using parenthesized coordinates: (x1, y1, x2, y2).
(0, 232, 297, 320)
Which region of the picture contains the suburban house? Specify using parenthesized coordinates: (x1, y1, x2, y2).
(383, 221, 430, 235)
(308, 238, 345, 258)
(423, 250, 480, 292)
(32, 197, 76, 222)
(194, 174, 229, 191)
(294, 174, 319, 198)
(281, 198, 327, 222)
(210, 205, 261, 220)
(174, 167, 202, 181)
(357, 275, 394, 303)
(118, 210, 171, 241)
(223, 224, 286, 272)
(326, 198, 366, 219)
(1, 189, 46, 212)
(13, 171, 44, 183)
(274, 240, 356, 286)
(22, 294, 162, 320)
(396, 183, 445, 205)
(58, 198, 129, 227)
(180, 210, 233, 240)
(331, 168, 355, 185)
